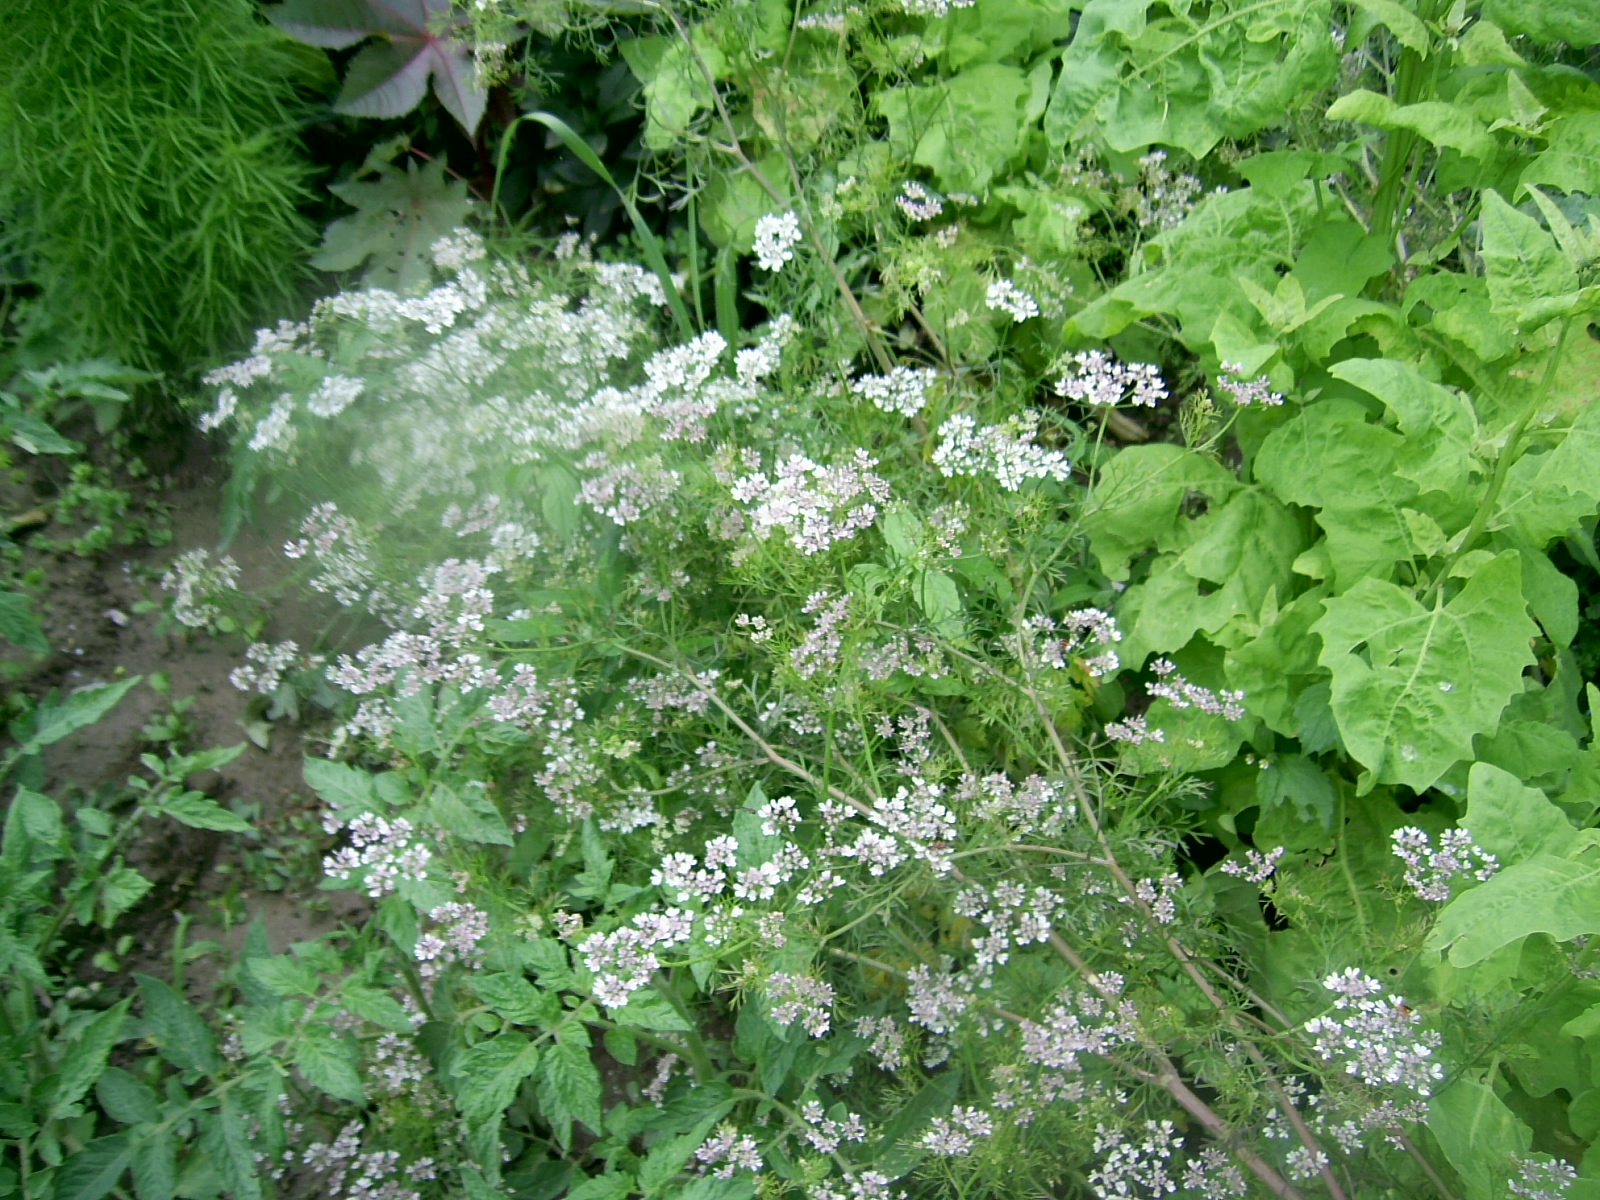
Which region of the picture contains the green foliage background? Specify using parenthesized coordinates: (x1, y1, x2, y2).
(0, 0, 328, 375)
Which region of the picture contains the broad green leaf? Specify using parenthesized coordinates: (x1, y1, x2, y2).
(612, 993, 692, 1033)
(1483, 0, 1600, 45)
(1327, 90, 1496, 159)
(567, 1175, 637, 1200)
(1081, 445, 1240, 580)
(453, 1032, 542, 1125)
(1256, 399, 1436, 585)
(1428, 853, 1600, 965)
(877, 63, 1041, 191)
(135, 974, 218, 1074)
(1427, 1079, 1531, 1200)
(1479, 189, 1579, 329)
(51, 1000, 131, 1119)
(470, 973, 547, 1024)
(21, 677, 141, 755)
(1312, 552, 1537, 792)
(1256, 754, 1337, 830)
(1522, 112, 1600, 197)
(313, 154, 474, 293)
(94, 1067, 158, 1126)
(302, 758, 377, 816)
(245, 955, 322, 998)
(430, 782, 513, 846)
(97, 866, 153, 926)
(338, 982, 414, 1031)
(199, 1094, 261, 1200)
(1345, 0, 1432, 51)
(154, 794, 253, 834)
(130, 1131, 176, 1200)
(1225, 588, 1329, 737)
(54, 1134, 133, 1200)
(1494, 398, 1600, 546)
(294, 1032, 366, 1103)
(639, 1117, 723, 1195)
(913, 570, 964, 640)
(0, 591, 49, 653)
(1464, 762, 1580, 864)
(1117, 490, 1304, 664)
(1402, 272, 1516, 361)
(1327, 359, 1479, 494)
(538, 1034, 604, 1148)
(519, 938, 576, 990)
(7, 786, 65, 853)
(268, 0, 485, 132)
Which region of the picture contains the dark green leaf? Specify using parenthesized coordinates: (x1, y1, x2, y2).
(154, 793, 251, 832)
(135, 975, 218, 1074)
(453, 1032, 541, 1125)
(22, 677, 142, 755)
(0, 591, 49, 653)
(199, 1094, 261, 1200)
(538, 1034, 603, 1148)
(54, 1135, 133, 1200)
(95, 1067, 159, 1126)
(130, 1131, 176, 1200)
(51, 999, 131, 1119)
(294, 1032, 367, 1103)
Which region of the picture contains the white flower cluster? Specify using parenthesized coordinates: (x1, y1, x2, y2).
(921, 1106, 995, 1156)
(1390, 826, 1498, 902)
(578, 909, 693, 1008)
(323, 812, 434, 898)
(984, 278, 1040, 322)
(767, 971, 837, 1037)
(1011, 610, 1122, 677)
(753, 210, 802, 272)
(731, 449, 891, 554)
(413, 901, 490, 980)
(1055, 349, 1168, 409)
(933, 412, 1072, 491)
(1217, 362, 1285, 406)
(1091, 1120, 1182, 1200)
(161, 548, 241, 629)
(229, 640, 302, 695)
(849, 365, 939, 417)
(895, 180, 944, 221)
(1304, 969, 1443, 1107)
(895, 0, 975, 15)
(1220, 845, 1286, 885)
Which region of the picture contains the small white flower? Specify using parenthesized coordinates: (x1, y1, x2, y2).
(753, 210, 802, 272)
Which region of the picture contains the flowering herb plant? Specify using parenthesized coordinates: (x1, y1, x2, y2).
(55, 0, 1600, 1197)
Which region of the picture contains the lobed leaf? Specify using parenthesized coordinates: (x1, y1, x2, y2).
(1312, 551, 1536, 792)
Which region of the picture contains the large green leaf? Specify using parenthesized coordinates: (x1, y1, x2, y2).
(51, 1000, 131, 1119)
(453, 1032, 542, 1125)
(1428, 852, 1600, 965)
(1521, 112, 1600, 197)
(1479, 189, 1579, 330)
(538, 1032, 603, 1149)
(1080, 445, 1241, 580)
(313, 151, 474, 293)
(54, 1135, 134, 1200)
(294, 1031, 367, 1103)
(19, 677, 142, 756)
(1327, 359, 1480, 495)
(1483, 0, 1600, 45)
(877, 63, 1048, 192)
(1464, 762, 1582, 865)
(135, 975, 219, 1074)
(1493, 397, 1600, 546)
(0, 591, 49, 653)
(1312, 552, 1537, 792)
(1427, 1079, 1532, 1200)
(430, 782, 513, 846)
(199, 1094, 262, 1200)
(1117, 490, 1304, 664)
(1256, 399, 1436, 586)
(1327, 90, 1497, 159)
(154, 794, 253, 834)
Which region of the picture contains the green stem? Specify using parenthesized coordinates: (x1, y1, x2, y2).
(1368, 0, 1448, 265)
(1425, 317, 1572, 604)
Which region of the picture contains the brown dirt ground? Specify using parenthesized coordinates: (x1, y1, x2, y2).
(3, 431, 369, 992)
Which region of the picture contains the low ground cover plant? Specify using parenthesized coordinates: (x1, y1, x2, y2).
(7, 0, 1600, 1198)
